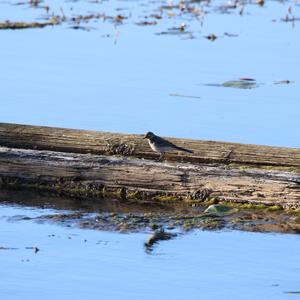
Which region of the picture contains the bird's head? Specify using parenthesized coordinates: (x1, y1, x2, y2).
(143, 131, 155, 140)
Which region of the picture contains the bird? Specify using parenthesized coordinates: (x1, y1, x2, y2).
(143, 131, 193, 160)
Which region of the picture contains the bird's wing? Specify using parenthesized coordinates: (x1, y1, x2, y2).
(173, 145, 193, 153)
(155, 136, 174, 147)
(156, 136, 193, 153)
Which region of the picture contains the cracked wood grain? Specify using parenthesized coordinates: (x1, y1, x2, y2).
(0, 122, 300, 168)
(0, 146, 299, 208)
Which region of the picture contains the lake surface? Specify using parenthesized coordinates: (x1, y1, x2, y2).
(1, 1, 300, 299)
(1, 0, 299, 147)
(1, 203, 300, 300)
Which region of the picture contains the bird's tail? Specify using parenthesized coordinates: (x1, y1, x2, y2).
(174, 145, 193, 154)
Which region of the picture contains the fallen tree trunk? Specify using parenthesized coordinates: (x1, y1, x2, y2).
(0, 123, 299, 208)
(0, 146, 299, 208)
(1, 122, 300, 167)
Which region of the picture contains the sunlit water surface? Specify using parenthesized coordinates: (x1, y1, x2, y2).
(0, 0, 299, 147)
(1, 1, 300, 298)
(0, 204, 300, 300)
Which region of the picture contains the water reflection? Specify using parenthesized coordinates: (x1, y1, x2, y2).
(1, 188, 300, 235)
(0, 201, 300, 300)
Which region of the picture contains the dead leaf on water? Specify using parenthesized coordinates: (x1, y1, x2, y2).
(256, 0, 264, 6)
(151, 14, 162, 19)
(156, 24, 192, 37)
(205, 34, 217, 41)
(115, 14, 126, 23)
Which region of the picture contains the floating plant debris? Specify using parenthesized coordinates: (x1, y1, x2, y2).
(256, 0, 265, 6)
(169, 93, 201, 99)
(136, 21, 157, 26)
(221, 79, 258, 89)
(205, 33, 217, 41)
(0, 246, 19, 250)
(0, 18, 59, 30)
(204, 78, 259, 89)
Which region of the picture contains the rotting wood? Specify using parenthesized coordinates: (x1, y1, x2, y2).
(0, 146, 299, 208)
(0, 122, 300, 168)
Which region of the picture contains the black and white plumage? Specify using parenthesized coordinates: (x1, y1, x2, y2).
(143, 131, 193, 160)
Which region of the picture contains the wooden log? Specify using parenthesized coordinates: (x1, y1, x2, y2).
(0, 122, 300, 168)
(0, 123, 299, 208)
(0, 146, 299, 208)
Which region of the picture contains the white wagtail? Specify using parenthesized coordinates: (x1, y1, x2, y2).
(143, 132, 193, 160)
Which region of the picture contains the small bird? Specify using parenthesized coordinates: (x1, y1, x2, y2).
(143, 131, 193, 160)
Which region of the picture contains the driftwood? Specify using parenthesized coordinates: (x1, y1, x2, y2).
(1, 122, 300, 167)
(0, 123, 299, 208)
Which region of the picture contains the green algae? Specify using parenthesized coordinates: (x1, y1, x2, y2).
(266, 205, 283, 212)
(0, 177, 298, 214)
(4, 185, 299, 235)
(219, 202, 270, 210)
(154, 195, 178, 202)
(184, 197, 217, 205)
(126, 190, 144, 200)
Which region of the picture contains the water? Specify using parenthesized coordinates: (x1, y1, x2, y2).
(1, 203, 300, 300)
(0, 0, 299, 147)
(1, 1, 300, 298)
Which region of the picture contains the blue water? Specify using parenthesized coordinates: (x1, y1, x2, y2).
(1, 1, 300, 298)
(1, 0, 299, 147)
(0, 204, 300, 300)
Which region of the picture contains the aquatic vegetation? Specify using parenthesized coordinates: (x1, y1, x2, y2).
(204, 78, 260, 89)
(0, 18, 59, 30)
(3, 185, 297, 235)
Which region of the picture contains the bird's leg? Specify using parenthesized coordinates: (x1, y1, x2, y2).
(158, 152, 165, 162)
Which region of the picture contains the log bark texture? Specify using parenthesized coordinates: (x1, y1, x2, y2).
(0, 123, 299, 208)
(0, 146, 299, 208)
(0, 122, 300, 167)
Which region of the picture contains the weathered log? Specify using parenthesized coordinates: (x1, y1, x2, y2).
(0, 146, 299, 208)
(0, 122, 300, 168)
(0, 123, 299, 208)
